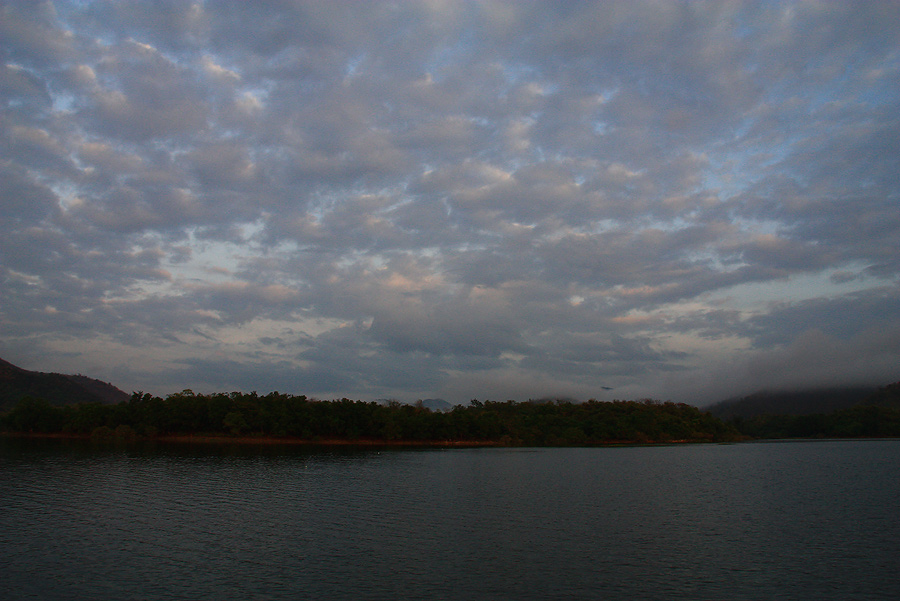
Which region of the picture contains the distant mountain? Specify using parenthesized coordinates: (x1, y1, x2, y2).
(0, 357, 129, 411)
(706, 386, 878, 420)
(375, 398, 455, 411)
(860, 381, 900, 408)
(418, 398, 453, 411)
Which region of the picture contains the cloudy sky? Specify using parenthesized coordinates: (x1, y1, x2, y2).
(2, 1, 899, 405)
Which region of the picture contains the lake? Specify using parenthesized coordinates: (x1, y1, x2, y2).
(2, 438, 899, 600)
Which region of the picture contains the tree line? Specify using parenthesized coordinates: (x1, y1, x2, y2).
(0, 390, 739, 445)
(730, 404, 900, 439)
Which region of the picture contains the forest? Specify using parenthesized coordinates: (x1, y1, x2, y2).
(4, 383, 900, 445)
(0, 390, 739, 445)
(730, 405, 900, 439)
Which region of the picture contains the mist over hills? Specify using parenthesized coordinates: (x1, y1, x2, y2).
(2, 355, 897, 424)
(705, 384, 900, 420)
(0, 358, 129, 411)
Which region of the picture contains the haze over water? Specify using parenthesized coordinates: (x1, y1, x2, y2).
(2, 439, 899, 600)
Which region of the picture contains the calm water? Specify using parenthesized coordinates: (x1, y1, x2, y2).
(2, 439, 899, 600)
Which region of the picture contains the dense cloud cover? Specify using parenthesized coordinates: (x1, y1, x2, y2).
(2, 1, 898, 404)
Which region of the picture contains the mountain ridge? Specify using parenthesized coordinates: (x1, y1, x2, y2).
(705, 384, 896, 420)
(0, 357, 129, 411)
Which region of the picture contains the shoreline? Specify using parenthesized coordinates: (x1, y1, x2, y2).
(0, 431, 706, 447)
(0, 431, 505, 447)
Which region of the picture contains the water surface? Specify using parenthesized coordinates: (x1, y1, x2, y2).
(2, 439, 898, 600)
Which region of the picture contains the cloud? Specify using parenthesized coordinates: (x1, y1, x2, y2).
(653, 323, 900, 405)
(2, 1, 898, 404)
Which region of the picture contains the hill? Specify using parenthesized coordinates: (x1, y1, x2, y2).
(706, 386, 877, 420)
(417, 398, 453, 411)
(1, 391, 740, 444)
(720, 381, 900, 439)
(0, 357, 129, 411)
(859, 381, 900, 408)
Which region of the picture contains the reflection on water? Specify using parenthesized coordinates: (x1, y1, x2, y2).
(2, 438, 899, 600)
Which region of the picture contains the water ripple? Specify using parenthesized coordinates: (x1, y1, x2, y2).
(2, 440, 900, 600)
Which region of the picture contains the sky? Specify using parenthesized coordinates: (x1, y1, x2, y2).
(2, 1, 899, 406)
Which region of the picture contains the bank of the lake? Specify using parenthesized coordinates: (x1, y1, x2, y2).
(1, 430, 725, 447)
(0, 394, 742, 445)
